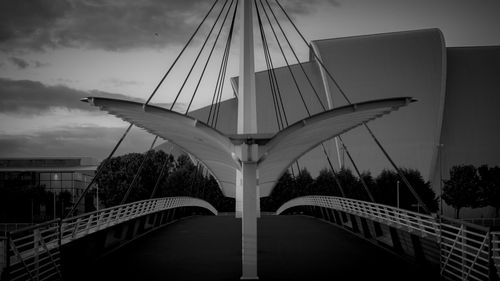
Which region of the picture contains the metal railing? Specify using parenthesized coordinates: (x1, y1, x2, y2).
(4, 197, 217, 281)
(276, 195, 440, 239)
(490, 231, 500, 280)
(440, 218, 490, 281)
(276, 195, 496, 281)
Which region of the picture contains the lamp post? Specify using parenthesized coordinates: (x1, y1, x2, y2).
(438, 143, 444, 216)
(396, 180, 400, 209)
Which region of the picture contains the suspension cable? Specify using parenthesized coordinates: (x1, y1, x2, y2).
(170, 0, 231, 110)
(213, 2, 238, 128)
(257, 0, 310, 116)
(66, 124, 133, 218)
(256, 1, 284, 130)
(272, 0, 430, 213)
(258, 0, 348, 197)
(263, 0, 326, 111)
(272, 0, 352, 105)
(256, 1, 302, 178)
(150, 156, 169, 199)
(120, 136, 160, 204)
(185, 0, 236, 114)
(207, 0, 238, 127)
(143, 0, 220, 108)
(338, 136, 375, 202)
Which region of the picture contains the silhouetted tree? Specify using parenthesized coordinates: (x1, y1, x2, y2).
(478, 165, 500, 217)
(374, 169, 438, 213)
(97, 151, 175, 207)
(442, 165, 481, 218)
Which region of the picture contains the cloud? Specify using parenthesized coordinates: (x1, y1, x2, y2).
(0, 0, 215, 52)
(8, 57, 50, 69)
(0, 78, 142, 115)
(0, 0, 338, 52)
(0, 125, 157, 159)
(34, 60, 50, 68)
(101, 78, 143, 88)
(259, 0, 340, 16)
(9, 57, 29, 69)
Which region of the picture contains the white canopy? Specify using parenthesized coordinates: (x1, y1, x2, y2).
(85, 97, 413, 197)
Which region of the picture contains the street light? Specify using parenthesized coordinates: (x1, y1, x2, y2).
(438, 143, 444, 216)
(396, 180, 400, 209)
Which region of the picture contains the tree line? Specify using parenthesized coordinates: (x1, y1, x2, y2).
(442, 164, 500, 218)
(95, 151, 439, 214)
(3, 150, 497, 222)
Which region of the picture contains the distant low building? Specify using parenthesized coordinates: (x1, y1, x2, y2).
(0, 157, 99, 219)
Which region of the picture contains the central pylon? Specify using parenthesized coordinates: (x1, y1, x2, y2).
(237, 0, 259, 279)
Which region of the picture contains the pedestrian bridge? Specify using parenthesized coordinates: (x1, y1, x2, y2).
(2, 195, 500, 281)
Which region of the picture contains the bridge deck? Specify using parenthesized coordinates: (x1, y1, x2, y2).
(72, 215, 438, 280)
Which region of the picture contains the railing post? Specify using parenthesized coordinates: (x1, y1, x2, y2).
(4, 232, 10, 281)
(33, 228, 40, 281)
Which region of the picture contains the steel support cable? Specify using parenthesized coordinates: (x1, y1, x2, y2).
(120, 136, 160, 204)
(272, 0, 352, 105)
(143, 0, 220, 108)
(185, 0, 236, 114)
(210, 0, 238, 127)
(338, 136, 376, 202)
(207, 37, 230, 125)
(68, 1, 220, 217)
(213, 24, 233, 127)
(273, 0, 430, 213)
(170, 0, 231, 110)
(256, 0, 311, 116)
(320, 144, 346, 197)
(66, 124, 133, 218)
(364, 124, 430, 213)
(213, 0, 238, 127)
(259, 13, 289, 128)
(207, 30, 231, 125)
(258, 0, 348, 197)
(263, 4, 373, 201)
(149, 156, 169, 199)
(263, 0, 326, 111)
(150, 144, 175, 199)
(256, 1, 302, 178)
(267, 0, 371, 201)
(256, 3, 284, 130)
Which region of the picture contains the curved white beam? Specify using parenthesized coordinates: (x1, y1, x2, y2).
(84, 97, 413, 198)
(84, 97, 239, 197)
(258, 97, 414, 196)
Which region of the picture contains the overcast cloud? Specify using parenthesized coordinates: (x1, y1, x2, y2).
(0, 78, 142, 115)
(0, 0, 338, 52)
(0, 126, 155, 158)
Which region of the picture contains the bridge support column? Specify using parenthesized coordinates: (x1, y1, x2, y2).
(241, 160, 258, 280)
(238, 0, 258, 278)
(236, 171, 243, 218)
(236, 171, 260, 219)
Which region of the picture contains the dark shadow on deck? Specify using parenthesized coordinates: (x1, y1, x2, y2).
(73, 215, 439, 280)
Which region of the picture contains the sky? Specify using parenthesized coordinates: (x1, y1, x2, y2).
(1, 0, 500, 160)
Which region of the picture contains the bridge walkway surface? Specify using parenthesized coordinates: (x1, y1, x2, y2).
(71, 215, 439, 281)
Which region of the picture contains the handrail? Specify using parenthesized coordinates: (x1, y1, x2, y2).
(276, 195, 439, 238)
(277, 195, 493, 281)
(5, 197, 217, 281)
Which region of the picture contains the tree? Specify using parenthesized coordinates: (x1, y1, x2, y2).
(478, 165, 500, 217)
(97, 151, 175, 207)
(374, 169, 438, 213)
(311, 169, 338, 196)
(442, 165, 481, 218)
